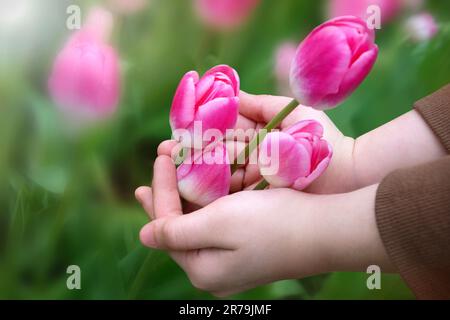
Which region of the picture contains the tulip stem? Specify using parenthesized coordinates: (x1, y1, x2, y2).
(231, 98, 299, 174)
(254, 179, 269, 190)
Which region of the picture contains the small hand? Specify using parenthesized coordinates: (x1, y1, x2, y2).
(136, 155, 330, 297)
(135, 155, 394, 297)
(158, 91, 357, 195)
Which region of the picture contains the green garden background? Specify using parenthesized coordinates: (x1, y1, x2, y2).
(1, 0, 449, 299)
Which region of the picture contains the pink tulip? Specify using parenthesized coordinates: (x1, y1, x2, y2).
(258, 120, 333, 190)
(177, 142, 231, 207)
(274, 41, 297, 96)
(328, 0, 402, 24)
(170, 65, 239, 147)
(290, 16, 378, 110)
(194, 0, 260, 30)
(48, 8, 120, 121)
(405, 12, 438, 42)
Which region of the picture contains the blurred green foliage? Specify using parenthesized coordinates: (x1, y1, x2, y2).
(0, 0, 449, 299)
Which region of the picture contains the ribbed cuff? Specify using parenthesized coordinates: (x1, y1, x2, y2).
(414, 84, 450, 153)
(376, 157, 450, 299)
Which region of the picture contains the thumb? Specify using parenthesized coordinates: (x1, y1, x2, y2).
(140, 209, 233, 251)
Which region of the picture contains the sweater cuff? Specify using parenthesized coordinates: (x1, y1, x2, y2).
(375, 157, 450, 299)
(414, 84, 450, 153)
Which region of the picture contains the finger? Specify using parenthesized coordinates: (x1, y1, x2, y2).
(139, 209, 233, 250)
(152, 155, 183, 218)
(157, 140, 180, 158)
(230, 168, 245, 193)
(239, 91, 295, 124)
(235, 114, 256, 131)
(135, 186, 154, 219)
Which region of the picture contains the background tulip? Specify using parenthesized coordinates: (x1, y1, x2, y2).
(194, 0, 260, 30)
(274, 41, 297, 96)
(177, 142, 231, 207)
(290, 16, 378, 110)
(405, 12, 438, 42)
(258, 120, 332, 190)
(170, 65, 239, 146)
(48, 7, 120, 121)
(328, 0, 402, 24)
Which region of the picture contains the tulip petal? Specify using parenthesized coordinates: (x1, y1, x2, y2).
(259, 132, 311, 188)
(285, 119, 324, 139)
(195, 74, 215, 105)
(293, 140, 333, 190)
(321, 45, 378, 108)
(177, 143, 231, 207)
(194, 97, 239, 136)
(204, 65, 240, 95)
(48, 31, 120, 119)
(290, 26, 351, 107)
(170, 71, 199, 130)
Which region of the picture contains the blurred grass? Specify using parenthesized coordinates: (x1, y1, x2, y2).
(0, 0, 449, 299)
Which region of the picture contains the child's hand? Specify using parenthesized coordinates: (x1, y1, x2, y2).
(136, 155, 394, 297)
(159, 91, 357, 194)
(159, 91, 446, 195)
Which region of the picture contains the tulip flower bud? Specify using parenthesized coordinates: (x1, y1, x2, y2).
(194, 0, 260, 30)
(328, 0, 402, 24)
(48, 7, 120, 121)
(274, 41, 297, 96)
(177, 142, 231, 207)
(258, 120, 332, 190)
(170, 65, 239, 148)
(405, 12, 438, 42)
(290, 16, 378, 110)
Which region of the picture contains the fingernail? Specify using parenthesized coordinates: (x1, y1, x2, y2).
(140, 224, 157, 248)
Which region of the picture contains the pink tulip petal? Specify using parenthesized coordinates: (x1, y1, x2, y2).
(290, 26, 351, 107)
(320, 45, 378, 108)
(194, 97, 239, 135)
(204, 65, 240, 95)
(195, 74, 215, 105)
(177, 143, 231, 207)
(293, 140, 333, 190)
(285, 119, 324, 138)
(259, 132, 311, 188)
(170, 71, 199, 130)
(48, 30, 120, 120)
(290, 16, 377, 110)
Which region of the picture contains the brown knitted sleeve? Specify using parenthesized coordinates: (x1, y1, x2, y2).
(414, 84, 450, 153)
(375, 84, 450, 299)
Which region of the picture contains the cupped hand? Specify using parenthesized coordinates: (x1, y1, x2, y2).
(135, 156, 331, 297)
(158, 91, 357, 195)
(135, 155, 394, 296)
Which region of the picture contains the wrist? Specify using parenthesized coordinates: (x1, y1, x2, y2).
(306, 135, 359, 194)
(315, 184, 395, 273)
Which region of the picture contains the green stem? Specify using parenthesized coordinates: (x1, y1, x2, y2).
(254, 179, 269, 190)
(231, 98, 299, 174)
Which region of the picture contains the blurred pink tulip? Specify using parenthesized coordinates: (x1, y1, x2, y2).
(48, 8, 120, 121)
(170, 65, 239, 146)
(405, 12, 438, 42)
(274, 41, 297, 96)
(177, 142, 231, 207)
(328, 0, 402, 24)
(194, 0, 260, 30)
(107, 0, 149, 15)
(258, 120, 333, 190)
(290, 16, 378, 110)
